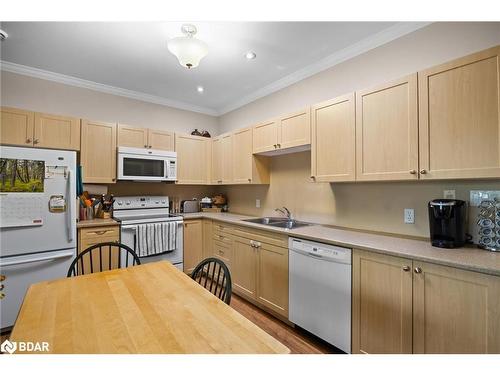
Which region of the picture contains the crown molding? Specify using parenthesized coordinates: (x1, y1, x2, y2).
(217, 22, 432, 115)
(0, 60, 219, 116)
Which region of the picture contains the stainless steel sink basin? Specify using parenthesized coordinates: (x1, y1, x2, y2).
(242, 217, 287, 225)
(242, 217, 311, 229)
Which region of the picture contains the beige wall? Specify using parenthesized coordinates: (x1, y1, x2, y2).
(218, 22, 500, 237)
(0, 71, 218, 135)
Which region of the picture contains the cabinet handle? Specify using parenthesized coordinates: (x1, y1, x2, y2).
(144, 145, 148, 148)
(414, 267, 422, 274)
(26, 138, 32, 144)
(310, 176, 316, 180)
(409, 170, 417, 175)
(112, 178, 116, 182)
(248, 178, 251, 182)
(33, 139, 39, 144)
(218, 249, 224, 255)
(277, 144, 281, 148)
(148, 145, 152, 149)
(273, 144, 277, 148)
(402, 265, 411, 272)
(420, 169, 427, 174)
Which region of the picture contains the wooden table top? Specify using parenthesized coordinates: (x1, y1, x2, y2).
(10, 261, 290, 354)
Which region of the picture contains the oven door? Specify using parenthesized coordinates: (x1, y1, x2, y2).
(117, 152, 167, 181)
(120, 221, 183, 268)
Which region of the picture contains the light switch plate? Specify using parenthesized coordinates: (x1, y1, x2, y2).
(404, 208, 415, 224)
(443, 190, 456, 199)
(255, 199, 261, 208)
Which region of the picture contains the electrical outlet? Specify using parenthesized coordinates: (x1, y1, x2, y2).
(404, 208, 415, 224)
(255, 199, 261, 208)
(443, 190, 456, 199)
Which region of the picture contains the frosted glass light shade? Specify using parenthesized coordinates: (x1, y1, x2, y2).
(167, 36, 208, 69)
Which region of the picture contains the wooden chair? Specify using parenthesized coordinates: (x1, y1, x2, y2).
(191, 257, 232, 304)
(67, 242, 141, 277)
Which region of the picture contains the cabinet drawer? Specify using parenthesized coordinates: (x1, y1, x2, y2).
(213, 232, 231, 243)
(213, 240, 232, 265)
(231, 226, 287, 248)
(79, 226, 120, 241)
(213, 222, 233, 234)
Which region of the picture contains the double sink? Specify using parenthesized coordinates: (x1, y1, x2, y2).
(242, 217, 312, 229)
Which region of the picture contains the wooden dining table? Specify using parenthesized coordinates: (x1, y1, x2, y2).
(10, 261, 290, 354)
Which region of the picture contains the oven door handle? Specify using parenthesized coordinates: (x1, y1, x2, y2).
(122, 226, 137, 232)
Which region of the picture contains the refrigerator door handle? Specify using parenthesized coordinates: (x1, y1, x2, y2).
(66, 169, 73, 242)
(0, 251, 74, 267)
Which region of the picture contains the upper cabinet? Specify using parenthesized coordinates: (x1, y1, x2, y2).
(175, 133, 211, 184)
(418, 46, 500, 180)
(1, 107, 80, 151)
(356, 74, 419, 181)
(0, 107, 34, 147)
(117, 124, 174, 151)
(211, 136, 223, 184)
(252, 108, 311, 154)
(221, 133, 233, 184)
(311, 94, 356, 182)
(232, 127, 270, 185)
(34, 112, 80, 150)
(81, 120, 117, 183)
(278, 108, 311, 150)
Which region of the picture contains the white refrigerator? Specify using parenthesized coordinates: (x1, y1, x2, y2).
(0, 146, 77, 330)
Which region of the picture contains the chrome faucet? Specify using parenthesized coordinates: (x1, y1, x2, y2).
(275, 207, 293, 220)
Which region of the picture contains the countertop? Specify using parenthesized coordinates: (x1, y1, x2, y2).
(181, 212, 500, 276)
(76, 218, 119, 228)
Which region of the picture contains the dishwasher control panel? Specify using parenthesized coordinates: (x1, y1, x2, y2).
(289, 237, 352, 264)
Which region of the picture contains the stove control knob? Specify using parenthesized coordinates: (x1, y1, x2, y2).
(125, 201, 131, 206)
(117, 201, 123, 206)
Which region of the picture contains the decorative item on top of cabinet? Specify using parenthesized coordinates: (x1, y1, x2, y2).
(183, 219, 203, 274)
(232, 127, 270, 184)
(1, 107, 80, 151)
(355, 74, 419, 181)
(252, 108, 311, 155)
(117, 124, 174, 151)
(418, 45, 500, 180)
(175, 133, 211, 184)
(0, 107, 34, 147)
(81, 120, 117, 184)
(311, 93, 355, 182)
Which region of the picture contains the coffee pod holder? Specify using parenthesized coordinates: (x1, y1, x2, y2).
(477, 199, 500, 252)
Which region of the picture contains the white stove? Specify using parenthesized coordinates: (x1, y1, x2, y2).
(113, 196, 184, 271)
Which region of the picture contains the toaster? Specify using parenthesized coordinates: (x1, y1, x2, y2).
(180, 199, 199, 213)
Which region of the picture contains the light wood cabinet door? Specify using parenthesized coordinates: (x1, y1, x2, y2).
(413, 261, 500, 353)
(418, 46, 500, 179)
(34, 112, 80, 151)
(252, 119, 278, 153)
(0, 107, 34, 147)
(175, 134, 209, 184)
(81, 120, 117, 183)
(221, 133, 233, 184)
(352, 249, 413, 354)
(278, 108, 310, 149)
(232, 127, 253, 183)
(117, 124, 148, 148)
(148, 129, 174, 151)
(202, 219, 213, 260)
(356, 74, 419, 181)
(183, 219, 203, 274)
(311, 94, 355, 182)
(232, 237, 258, 300)
(211, 136, 223, 184)
(257, 242, 288, 317)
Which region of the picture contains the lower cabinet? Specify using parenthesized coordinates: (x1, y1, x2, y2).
(183, 219, 203, 274)
(232, 236, 258, 300)
(352, 249, 500, 354)
(77, 224, 120, 274)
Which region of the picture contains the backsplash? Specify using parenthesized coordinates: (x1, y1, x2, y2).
(219, 152, 500, 238)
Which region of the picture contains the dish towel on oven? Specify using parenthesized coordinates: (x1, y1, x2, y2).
(136, 222, 177, 257)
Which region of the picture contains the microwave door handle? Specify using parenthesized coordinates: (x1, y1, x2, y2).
(66, 169, 73, 242)
(165, 160, 169, 179)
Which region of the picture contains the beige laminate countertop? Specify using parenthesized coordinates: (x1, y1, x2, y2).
(181, 212, 500, 277)
(77, 218, 119, 228)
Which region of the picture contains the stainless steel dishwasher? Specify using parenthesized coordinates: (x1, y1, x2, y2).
(289, 237, 352, 353)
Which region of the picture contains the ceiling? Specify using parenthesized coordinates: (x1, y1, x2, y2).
(0, 22, 428, 115)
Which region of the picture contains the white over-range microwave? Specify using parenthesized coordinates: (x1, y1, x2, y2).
(117, 147, 177, 182)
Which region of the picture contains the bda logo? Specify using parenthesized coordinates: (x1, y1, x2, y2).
(1, 339, 17, 354)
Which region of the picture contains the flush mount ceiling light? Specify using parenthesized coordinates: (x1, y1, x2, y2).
(197, 86, 204, 93)
(167, 24, 208, 69)
(245, 51, 256, 60)
(0, 29, 8, 41)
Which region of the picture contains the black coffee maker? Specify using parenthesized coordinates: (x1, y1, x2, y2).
(428, 199, 467, 248)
